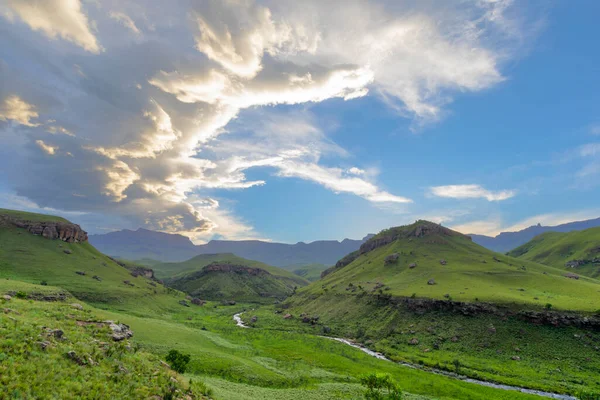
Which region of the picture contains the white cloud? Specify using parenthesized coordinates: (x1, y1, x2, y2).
(580, 143, 600, 157)
(4, 0, 101, 53)
(430, 184, 516, 201)
(35, 139, 57, 155)
(109, 11, 141, 35)
(0, 95, 39, 127)
(589, 124, 600, 136)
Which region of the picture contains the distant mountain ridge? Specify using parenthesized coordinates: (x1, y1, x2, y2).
(89, 229, 374, 267)
(470, 217, 600, 253)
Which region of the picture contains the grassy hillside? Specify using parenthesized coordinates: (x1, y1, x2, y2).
(304, 221, 600, 311)
(0, 280, 211, 399)
(507, 227, 600, 279)
(161, 254, 309, 303)
(0, 208, 69, 222)
(291, 263, 329, 282)
(0, 210, 189, 316)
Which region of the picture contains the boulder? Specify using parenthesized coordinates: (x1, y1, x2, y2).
(2, 295, 11, 301)
(75, 271, 86, 276)
(283, 313, 292, 319)
(564, 272, 580, 280)
(427, 279, 436, 285)
(439, 259, 447, 265)
(511, 356, 521, 361)
(92, 275, 102, 281)
(178, 300, 190, 307)
(322, 326, 331, 334)
(409, 263, 417, 269)
(250, 316, 258, 323)
(107, 321, 133, 341)
(408, 338, 419, 345)
(64, 249, 73, 255)
(71, 303, 83, 310)
(384, 253, 399, 265)
(191, 298, 204, 306)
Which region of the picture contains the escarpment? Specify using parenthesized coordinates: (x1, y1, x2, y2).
(0, 214, 88, 243)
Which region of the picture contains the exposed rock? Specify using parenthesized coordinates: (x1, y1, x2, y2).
(64, 249, 73, 255)
(451, 336, 459, 342)
(129, 266, 155, 279)
(409, 263, 417, 269)
(439, 259, 447, 265)
(2, 295, 11, 301)
(123, 280, 134, 287)
(178, 300, 190, 307)
(107, 321, 133, 341)
(564, 272, 580, 280)
(191, 298, 204, 306)
(283, 313, 292, 319)
(75, 271, 86, 276)
(67, 350, 86, 365)
(384, 253, 399, 265)
(322, 326, 331, 334)
(71, 303, 83, 310)
(488, 325, 497, 334)
(427, 279, 436, 285)
(92, 275, 102, 281)
(46, 328, 64, 339)
(250, 316, 258, 323)
(220, 300, 236, 306)
(511, 356, 521, 361)
(408, 338, 419, 345)
(37, 341, 51, 350)
(0, 214, 88, 243)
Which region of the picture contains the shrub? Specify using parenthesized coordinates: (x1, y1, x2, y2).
(579, 391, 600, 400)
(545, 303, 553, 310)
(40, 281, 48, 286)
(360, 373, 403, 399)
(165, 349, 191, 373)
(15, 291, 27, 299)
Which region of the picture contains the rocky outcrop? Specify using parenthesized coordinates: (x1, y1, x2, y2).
(0, 215, 87, 243)
(129, 266, 154, 279)
(202, 262, 271, 276)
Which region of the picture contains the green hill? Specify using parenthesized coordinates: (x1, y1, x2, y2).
(159, 254, 309, 303)
(0, 209, 189, 316)
(302, 220, 600, 311)
(291, 263, 329, 282)
(507, 227, 600, 279)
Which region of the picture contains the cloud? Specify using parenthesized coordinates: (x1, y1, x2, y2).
(35, 139, 57, 155)
(580, 143, 600, 157)
(429, 184, 516, 201)
(0, 0, 529, 240)
(589, 124, 600, 136)
(109, 11, 141, 35)
(3, 0, 101, 53)
(0, 95, 40, 126)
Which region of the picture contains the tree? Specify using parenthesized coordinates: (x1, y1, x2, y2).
(360, 373, 403, 400)
(166, 349, 191, 373)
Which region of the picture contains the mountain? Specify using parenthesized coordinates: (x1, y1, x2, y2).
(90, 229, 374, 267)
(469, 217, 600, 253)
(290, 263, 329, 282)
(507, 226, 600, 279)
(158, 253, 309, 303)
(295, 220, 600, 311)
(0, 209, 189, 314)
(89, 228, 199, 262)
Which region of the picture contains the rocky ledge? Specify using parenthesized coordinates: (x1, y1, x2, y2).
(0, 215, 87, 243)
(203, 262, 270, 276)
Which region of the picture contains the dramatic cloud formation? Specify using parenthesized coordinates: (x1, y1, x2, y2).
(430, 184, 516, 201)
(0, 0, 527, 241)
(3, 0, 101, 53)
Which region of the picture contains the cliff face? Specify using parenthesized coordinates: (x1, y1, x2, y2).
(202, 263, 270, 277)
(0, 215, 88, 243)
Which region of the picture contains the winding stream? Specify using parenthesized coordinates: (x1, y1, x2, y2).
(232, 313, 577, 399)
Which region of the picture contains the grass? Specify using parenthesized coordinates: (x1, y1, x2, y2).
(0, 281, 210, 399)
(0, 208, 69, 223)
(156, 253, 309, 303)
(291, 263, 329, 282)
(302, 223, 600, 311)
(508, 227, 600, 279)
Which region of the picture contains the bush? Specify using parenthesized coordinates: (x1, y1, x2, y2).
(40, 281, 48, 286)
(545, 303, 553, 310)
(15, 291, 27, 299)
(579, 391, 600, 400)
(165, 349, 191, 373)
(360, 373, 403, 399)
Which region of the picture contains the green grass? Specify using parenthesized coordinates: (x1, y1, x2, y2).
(0, 224, 191, 316)
(0, 281, 210, 399)
(0, 208, 70, 223)
(292, 263, 329, 282)
(156, 253, 309, 303)
(508, 227, 600, 279)
(302, 222, 600, 311)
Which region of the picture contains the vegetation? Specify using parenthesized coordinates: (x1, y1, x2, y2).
(291, 263, 329, 282)
(508, 227, 600, 278)
(166, 349, 191, 373)
(361, 373, 403, 399)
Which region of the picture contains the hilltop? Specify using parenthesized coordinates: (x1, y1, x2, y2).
(159, 253, 309, 303)
(470, 217, 600, 253)
(508, 226, 600, 279)
(90, 229, 372, 266)
(0, 209, 190, 315)
(304, 220, 600, 310)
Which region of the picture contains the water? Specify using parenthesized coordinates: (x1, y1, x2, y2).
(232, 313, 578, 399)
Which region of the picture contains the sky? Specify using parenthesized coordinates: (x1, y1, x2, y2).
(0, 0, 599, 244)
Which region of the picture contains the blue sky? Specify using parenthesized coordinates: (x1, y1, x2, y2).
(0, 0, 599, 243)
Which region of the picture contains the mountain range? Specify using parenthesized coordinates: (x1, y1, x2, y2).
(469, 217, 600, 253)
(89, 228, 374, 267)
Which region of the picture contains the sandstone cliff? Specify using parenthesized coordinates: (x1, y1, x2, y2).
(0, 215, 88, 243)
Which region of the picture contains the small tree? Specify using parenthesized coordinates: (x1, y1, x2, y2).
(360, 373, 403, 400)
(166, 349, 191, 373)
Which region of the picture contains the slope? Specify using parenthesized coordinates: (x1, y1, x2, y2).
(0, 209, 189, 316)
(159, 253, 309, 303)
(507, 227, 600, 279)
(305, 220, 600, 311)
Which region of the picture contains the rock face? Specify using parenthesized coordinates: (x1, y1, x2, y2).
(384, 253, 399, 265)
(107, 321, 133, 341)
(202, 263, 270, 276)
(0, 215, 87, 243)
